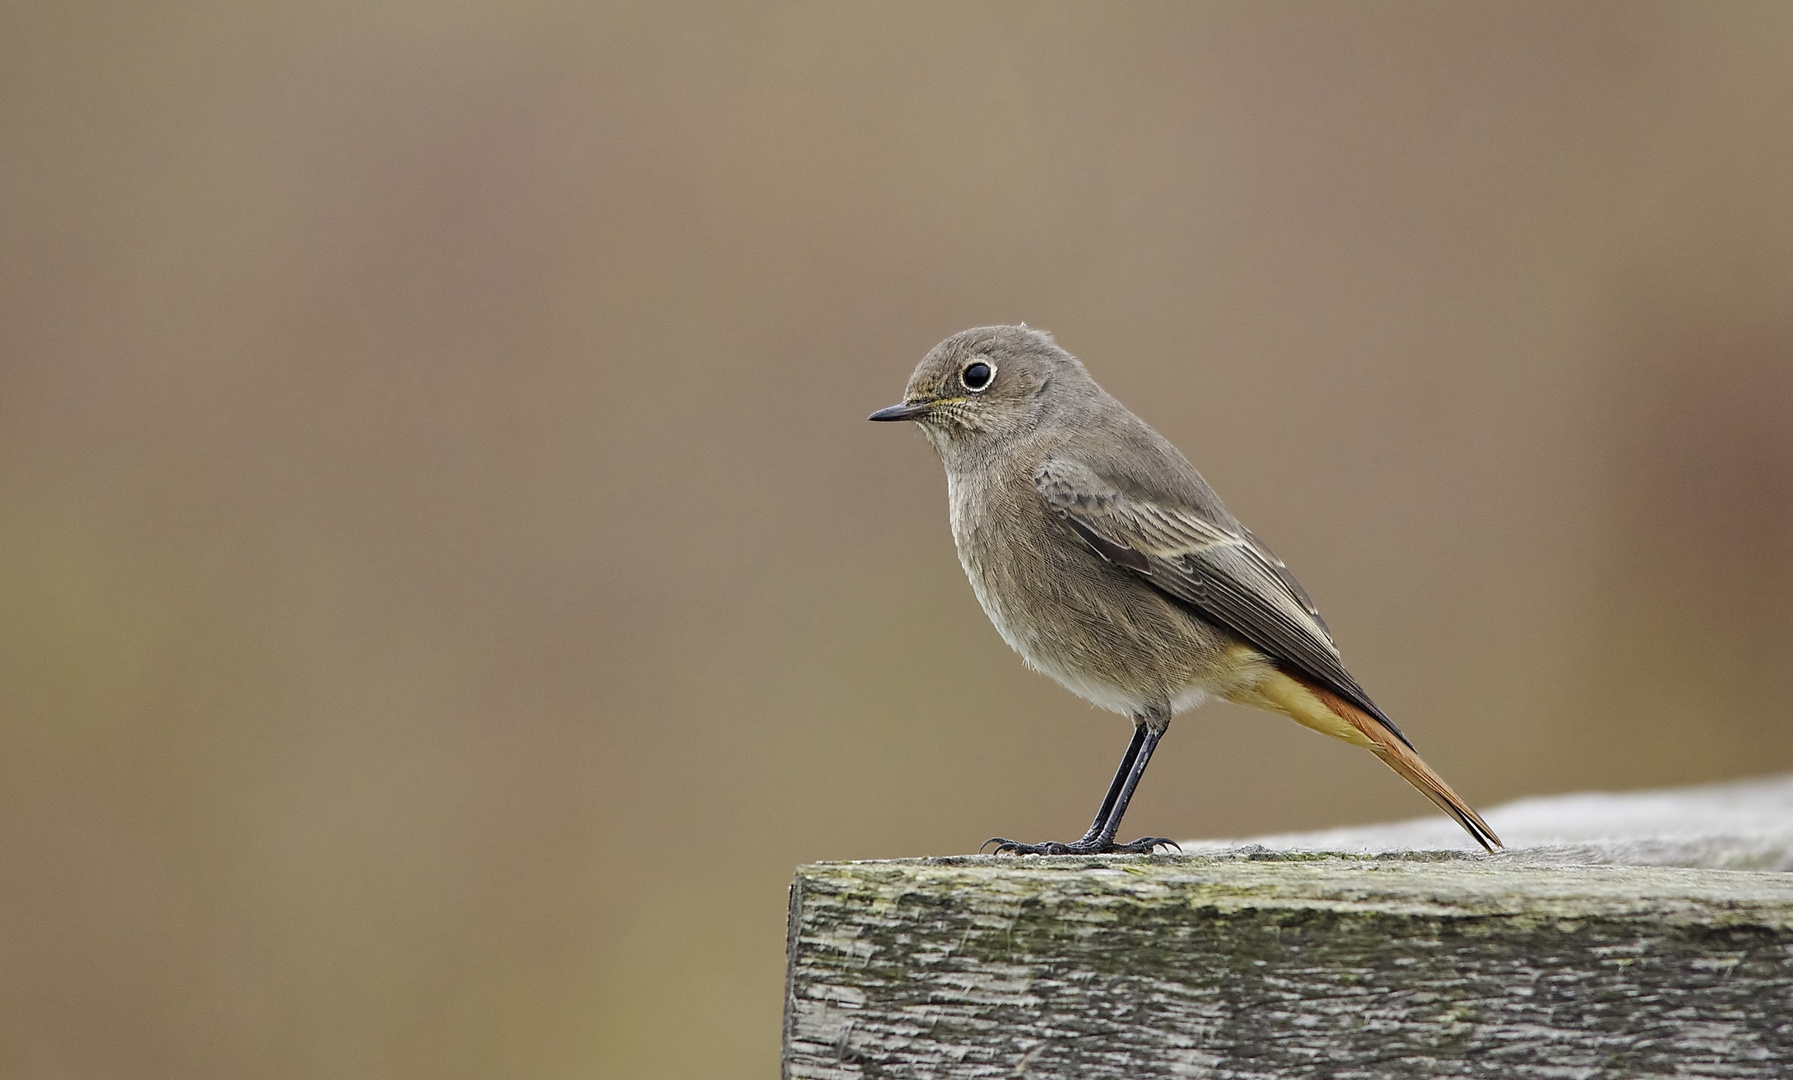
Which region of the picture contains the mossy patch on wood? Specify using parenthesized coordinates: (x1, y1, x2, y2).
(784, 853, 1793, 1078)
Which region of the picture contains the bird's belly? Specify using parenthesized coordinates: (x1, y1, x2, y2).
(950, 497, 1252, 716)
(965, 568, 1150, 715)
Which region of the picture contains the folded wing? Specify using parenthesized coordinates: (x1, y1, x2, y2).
(1034, 456, 1412, 749)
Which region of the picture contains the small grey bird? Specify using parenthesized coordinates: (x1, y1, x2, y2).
(869, 325, 1500, 854)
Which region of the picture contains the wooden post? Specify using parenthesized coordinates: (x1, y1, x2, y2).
(785, 849, 1793, 1077)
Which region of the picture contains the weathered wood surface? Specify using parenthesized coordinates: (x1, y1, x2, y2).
(785, 855, 1793, 1078)
(1182, 772, 1793, 871)
(785, 776, 1793, 1079)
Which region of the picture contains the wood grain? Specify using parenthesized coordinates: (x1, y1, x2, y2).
(784, 853, 1793, 1078)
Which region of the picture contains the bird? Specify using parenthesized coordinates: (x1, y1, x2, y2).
(868, 325, 1500, 855)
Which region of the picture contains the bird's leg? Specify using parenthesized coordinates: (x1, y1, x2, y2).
(984, 707, 1179, 856)
(1089, 709, 1175, 853)
(1070, 721, 1147, 846)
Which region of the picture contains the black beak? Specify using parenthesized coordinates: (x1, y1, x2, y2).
(867, 402, 931, 422)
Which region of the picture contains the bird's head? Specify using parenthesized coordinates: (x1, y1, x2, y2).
(868, 325, 1090, 455)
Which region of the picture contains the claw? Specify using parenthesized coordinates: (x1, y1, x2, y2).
(980, 836, 1178, 856)
(982, 837, 1068, 855)
(981, 834, 1180, 856)
(1116, 836, 1181, 854)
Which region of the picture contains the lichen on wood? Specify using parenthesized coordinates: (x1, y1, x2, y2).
(783, 852, 1793, 1078)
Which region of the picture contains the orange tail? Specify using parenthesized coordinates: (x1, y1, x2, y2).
(1305, 683, 1503, 853)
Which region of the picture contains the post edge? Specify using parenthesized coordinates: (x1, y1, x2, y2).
(780, 869, 807, 1080)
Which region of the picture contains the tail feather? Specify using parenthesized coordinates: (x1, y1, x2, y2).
(1303, 682, 1502, 852)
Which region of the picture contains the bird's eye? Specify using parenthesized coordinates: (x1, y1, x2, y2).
(961, 361, 994, 392)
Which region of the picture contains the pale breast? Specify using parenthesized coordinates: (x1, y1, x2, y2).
(944, 466, 1242, 717)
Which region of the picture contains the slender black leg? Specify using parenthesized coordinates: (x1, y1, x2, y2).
(1073, 723, 1148, 845)
(1086, 725, 1173, 853)
(983, 709, 1179, 856)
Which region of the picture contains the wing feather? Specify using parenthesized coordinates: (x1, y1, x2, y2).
(1035, 457, 1411, 748)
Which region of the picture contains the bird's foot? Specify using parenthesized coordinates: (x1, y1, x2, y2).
(981, 835, 1181, 856)
(1108, 835, 1181, 854)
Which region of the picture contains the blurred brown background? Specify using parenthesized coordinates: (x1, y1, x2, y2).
(4, 2, 1792, 1077)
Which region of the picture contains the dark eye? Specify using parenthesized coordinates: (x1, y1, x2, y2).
(961, 361, 994, 391)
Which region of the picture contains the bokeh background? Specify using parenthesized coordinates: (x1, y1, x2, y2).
(5, 2, 1793, 1077)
